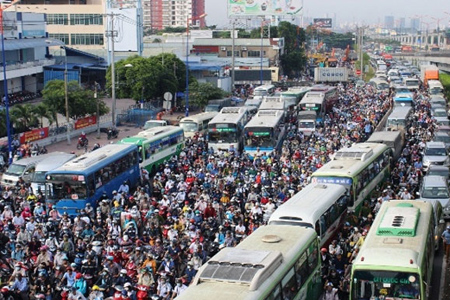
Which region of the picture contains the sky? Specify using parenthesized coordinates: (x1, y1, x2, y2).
(205, 0, 450, 29)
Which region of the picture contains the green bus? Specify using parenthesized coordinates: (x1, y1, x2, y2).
(280, 87, 311, 110)
(311, 142, 392, 214)
(350, 200, 435, 300)
(117, 125, 184, 173)
(176, 225, 322, 300)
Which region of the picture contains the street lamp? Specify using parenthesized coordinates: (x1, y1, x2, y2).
(61, 45, 70, 145)
(185, 13, 206, 117)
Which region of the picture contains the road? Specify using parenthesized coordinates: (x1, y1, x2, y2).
(432, 241, 445, 300)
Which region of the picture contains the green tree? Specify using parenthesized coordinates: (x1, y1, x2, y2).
(10, 104, 38, 132)
(42, 80, 109, 120)
(188, 82, 227, 108)
(280, 50, 306, 77)
(32, 103, 55, 128)
(0, 109, 7, 137)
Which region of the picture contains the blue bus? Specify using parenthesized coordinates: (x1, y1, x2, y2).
(45, 144, 140, 215)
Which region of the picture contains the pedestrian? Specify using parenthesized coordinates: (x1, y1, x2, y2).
(442, 225, 450, 262)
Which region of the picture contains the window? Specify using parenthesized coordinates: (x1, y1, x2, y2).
(70, 14, 103, 25)
(47, 14, 68, 25)
(248, 50, 261, 57)
(226, 50, 240, 57)
(71, 34, 104, 45)
(49, 33, 69, 45)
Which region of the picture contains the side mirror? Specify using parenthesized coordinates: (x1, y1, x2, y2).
(440, 219, 445, 224)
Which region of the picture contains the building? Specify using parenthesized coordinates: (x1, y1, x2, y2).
(0, 11, 60, 96)
(384, 15, 394, 29)
(410, 18, 420, 32)
(143, 0, 206, 31)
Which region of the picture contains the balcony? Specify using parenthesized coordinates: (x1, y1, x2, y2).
(2, 59, 56, 80)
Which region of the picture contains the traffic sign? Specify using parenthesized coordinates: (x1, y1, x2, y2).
(356, 70, 361, 75)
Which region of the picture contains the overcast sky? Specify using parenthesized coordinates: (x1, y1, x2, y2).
(205, 0, 450, 28)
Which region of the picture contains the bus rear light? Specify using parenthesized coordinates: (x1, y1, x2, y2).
(361, 257, 364, 261)
(410, 259, 413, 264)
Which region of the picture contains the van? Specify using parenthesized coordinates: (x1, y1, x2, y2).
(204, 98, 232, 112)
(419, 175, 450, 220)
(385, 106, 412, 131)
(297, 111, 317, 136)
(422, 141, 450, 172)
(24, 152, 76, 193)
(143, 120, 168, 130)
(244, 98, 263, 109)
(1, 154, 54, 188)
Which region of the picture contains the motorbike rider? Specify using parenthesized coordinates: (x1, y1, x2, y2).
(80, 132, 87, 143)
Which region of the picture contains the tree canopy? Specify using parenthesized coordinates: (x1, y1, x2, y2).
(188, 82, 228, 108)
(42, 80, 109, 120)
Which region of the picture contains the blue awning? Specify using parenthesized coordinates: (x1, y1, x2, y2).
(3, 37, 63, 51)
(187, 62, 226, 71)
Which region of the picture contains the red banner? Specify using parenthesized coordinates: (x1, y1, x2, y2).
(74, 116, 97, 130)
(19, 127, 49, 144)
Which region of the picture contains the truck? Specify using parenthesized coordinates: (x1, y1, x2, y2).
(314, 67, 349, 83)
(420, 65, 439, 86)
(297, 111, 317, 136)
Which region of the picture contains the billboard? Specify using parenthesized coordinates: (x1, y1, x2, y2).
(228, 0, 302, 17)
(313, 18, 332, 28)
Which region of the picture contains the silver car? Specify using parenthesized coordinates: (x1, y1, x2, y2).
(422, 141, 450, 171)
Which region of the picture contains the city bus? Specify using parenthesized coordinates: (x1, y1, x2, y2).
(350, 200, 435, 300)
(243, 110, 286, 158)
(45, 144, 140, 215)
(268, 183, 349, 248)
(208, 107, 250, 152)
(299, 85, 337, 122)
(252, 84, 275, 101)
(428, 80, 444, 95)
(178, 112, 218, 138)
(258, 96, 286, 111)
(176, 224, 322, 300)
(385, 106, 413, 132)
(280, 87, 311, 110)
(118, 125, 184, 174)
(311, 143, 392, 214)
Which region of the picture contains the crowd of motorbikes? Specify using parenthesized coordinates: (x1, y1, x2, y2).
(1, 91, 42, 106)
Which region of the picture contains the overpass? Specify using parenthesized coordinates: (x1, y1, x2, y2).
(392, 52, 450, 73)
(389, 30, 450, 50)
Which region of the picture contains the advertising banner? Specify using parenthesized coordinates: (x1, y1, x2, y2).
(228, 0, 302, 17)
(19, 127, 49, 144)
(313, 18, 332, 28)
(74, 116, 97, 130)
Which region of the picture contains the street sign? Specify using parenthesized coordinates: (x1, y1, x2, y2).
(164, 92, 173, 101)
(356, 70, 361, 75)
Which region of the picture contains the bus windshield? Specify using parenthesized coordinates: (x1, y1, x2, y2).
(254, 90, 268, 97)
(46, 174, 88, 200)
(352, 270, 421, 300)
(299, 121, 315, 128)
(179, 122, 198, 133)
(33, 171, 47, 184)
(245, 128, 273, 148)
(209, 130, 238, 143)
(5, 164, 26, 176)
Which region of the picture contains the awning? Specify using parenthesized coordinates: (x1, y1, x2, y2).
(3, 37, 64, 51)
(187, 62, 226, 71)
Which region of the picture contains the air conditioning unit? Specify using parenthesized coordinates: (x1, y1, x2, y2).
(242, 47, 247, 51)
(221, 47, 226, 51)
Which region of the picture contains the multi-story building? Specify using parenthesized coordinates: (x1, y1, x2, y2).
(143, 0, 205, 31)
(384, 15, 394, 30)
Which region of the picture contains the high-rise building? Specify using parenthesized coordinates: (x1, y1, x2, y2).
(398, 17, 405, 29)
(410, 18, 420, 32)
(384, 15, 394, 29)
(144, 0, 206, 31)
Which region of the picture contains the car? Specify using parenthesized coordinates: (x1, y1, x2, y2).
(427, 165, 450, 182)
(419, 175, 450, 220)
(355, 80, 365, 88)
(433, 131, 450, 150)
(422, 141, 450, 172)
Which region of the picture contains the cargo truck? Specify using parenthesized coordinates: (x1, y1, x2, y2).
(420, 65, 439, 86)
(314, 67, 349, 83)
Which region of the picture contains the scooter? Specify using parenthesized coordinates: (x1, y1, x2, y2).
(77, 137, 89, 150)
(107, 127, 119, 140)
(136, 285, 150, 300)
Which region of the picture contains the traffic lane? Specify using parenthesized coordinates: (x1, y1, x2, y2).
(432, 238, 444, 300)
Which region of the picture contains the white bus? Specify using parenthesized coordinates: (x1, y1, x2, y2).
(252, 84, 275, 101)
(428, 80, 444, 95)
(404, 77, 420, 91)
(258, 96, 286, 111)
(269, 183, 349, 248)
(385, 106, 413, 132)
(350, 200, 435, 300)
(25, 152, 76, 194)
(208, 107, 250, 152)
(311, 143, 393, 214)
(178, 112, 218, 138)
(243, 110, 286, 158)
(177, 224, 322, 300)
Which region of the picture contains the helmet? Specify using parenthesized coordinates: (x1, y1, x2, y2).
(120, 269, 127, 275)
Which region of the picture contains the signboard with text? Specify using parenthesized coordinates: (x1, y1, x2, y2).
(19, 127, 49, 144)
(313, 18, 332, 28)
(228, 0, 302, 17)
(74, 116, 97, 130)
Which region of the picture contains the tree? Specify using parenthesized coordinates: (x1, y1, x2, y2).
(10, 103, 38, 132)
(280, 50, 307, 77)
(32, 103, 55, 128)
(42, 80, 109, 120)
(188, 82, 228, 108)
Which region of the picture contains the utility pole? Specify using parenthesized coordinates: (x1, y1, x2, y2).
(106, 12, 118, 126)
(231, 18, 235, 91)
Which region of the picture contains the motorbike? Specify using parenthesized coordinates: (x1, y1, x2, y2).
(107, 128, 119, 140)
(77, 137, 89, 150)
(136, 285, 150, 300)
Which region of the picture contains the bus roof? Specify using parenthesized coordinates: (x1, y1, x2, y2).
(254, 84, 275, 91)
(245, 110, 284, 129)
(259, 97, 285, 110)
(312, 143, 390, 178)
(353, 200, 432, 270)
(34, 152, 76, 171)
(180, 225, 317, 299)
(179, 112, 218, 124)
(9, 153, 54, 166)
(269, 183, 347, 227)
(209, 107, 248, 125)
(388, 106, 412, 119)
(136, 125, 182, 139)
(50, 144, 136, 172)
(310, 85, 336, 92)
(301, 92, 325, 104)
